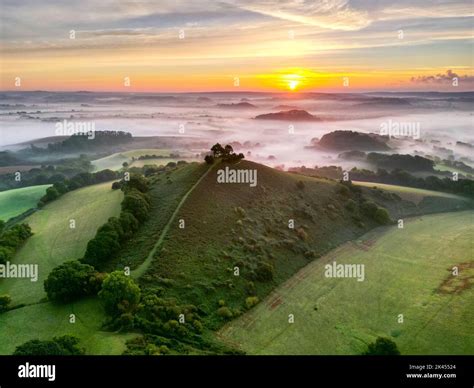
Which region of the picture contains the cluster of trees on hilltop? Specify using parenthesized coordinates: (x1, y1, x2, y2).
(204, 143, 244, 164)
(0, 221, 32, 265)
(37, 131, 132, 153)
(38, 168, 119, 207)
(82, 174, 150, 269)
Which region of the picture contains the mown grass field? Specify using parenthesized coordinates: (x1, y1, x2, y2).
(353, 181, 468, 204)
(0, 185, 50, 221)
(0, 182, 123, 306)
(218, 211, 474, 355)
(0, 298, 136, 355)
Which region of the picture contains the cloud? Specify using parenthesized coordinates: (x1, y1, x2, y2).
(410, 70, 474, 84)
(229, 0, 371, 31)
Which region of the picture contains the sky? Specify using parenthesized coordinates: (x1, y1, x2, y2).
(0, 0, 473, 92)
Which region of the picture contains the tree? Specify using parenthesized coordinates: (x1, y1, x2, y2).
(44, 261, 101, 303)
(121, 190, 150, 222)
(99, 271, 141, 316)
(364, 337, 400, 355)
(211, 143, 225, 157)
(224, 144, 234, 157)
(13, 335, 85, 355)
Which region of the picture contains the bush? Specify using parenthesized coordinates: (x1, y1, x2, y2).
(296, 180, 305, 190)
(374, 207, 391, 225)
(44, 261, 101, 303)
(99, 271, 141, 316)
(245, 296, 259, 309)
(345, 199, 357, 212)
(0, 294, 11, 312)
(217, 306, 233, 319)
(364, 337, 400, 355)
(255, 262, 274, 282)
(13, 335, 85, 356)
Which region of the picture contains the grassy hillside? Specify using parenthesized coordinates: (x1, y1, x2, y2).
(218, 211, 474, 355)
(0, 182, 123, 306)
(0, 185, 50, 221)
(0, 298, 135, 355)
(139, 160, 387, 332)
(92, 149, 172, 171)
(353, 181, 471, 218)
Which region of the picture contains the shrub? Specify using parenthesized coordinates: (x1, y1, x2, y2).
(296, 180, 305, 190)
(345, 199, 357, 212)
(217, 306, 233, 319)
(245, 296, 259, 309)
(374, 207, 391, 225)
(255, 262, 274, 282)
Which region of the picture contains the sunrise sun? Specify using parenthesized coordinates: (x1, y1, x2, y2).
(288, 80, 299, 90)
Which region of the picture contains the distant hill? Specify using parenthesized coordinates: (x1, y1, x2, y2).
(367, 152, 435, 172)
(216, 102, 257, 109)
(317, 130, 390, 151)
(255, 109, 320, 121)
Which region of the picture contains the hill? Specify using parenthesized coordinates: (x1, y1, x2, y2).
(255, 109, 320, 121)
(138, 160, 394, 338)
(317, 130, 390, 151)
(216, 102, 257, 109)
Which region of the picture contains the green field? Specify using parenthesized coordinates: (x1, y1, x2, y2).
(353, 180, 468, 204)
(0, 298, 136, 355)
(218, 211, 474, 355)
(0, 182, 123, 306)
(0, 185, 50, 221)
(91, 149, 172, 171)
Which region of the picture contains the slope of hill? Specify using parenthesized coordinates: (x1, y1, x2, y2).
(218, 210, 474, 355)
(0, 185, 50, 221)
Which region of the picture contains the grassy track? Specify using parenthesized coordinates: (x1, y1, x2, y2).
(0, 182, 123, 306)
(0, 185, 50, 221)
(218, 211, 474, 355)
